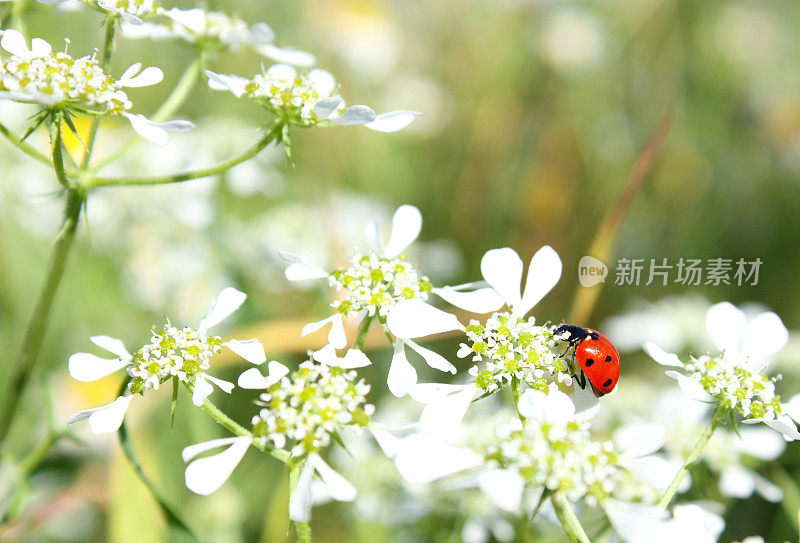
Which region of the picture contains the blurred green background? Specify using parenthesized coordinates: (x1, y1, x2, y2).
(2, 0, 800, 541)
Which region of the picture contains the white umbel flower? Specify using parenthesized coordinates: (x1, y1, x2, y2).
(67, 287, 265, 433)
(645, 301, 799, 440)
(206, 64, 419, 131)
(0, 30, 193, 144)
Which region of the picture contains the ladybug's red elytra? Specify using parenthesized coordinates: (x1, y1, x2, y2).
(554, 324, 620, 397)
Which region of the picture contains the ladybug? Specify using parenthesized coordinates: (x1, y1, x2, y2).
(554, 324, 620, 397)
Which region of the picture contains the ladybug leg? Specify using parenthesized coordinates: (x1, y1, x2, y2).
(576, 371, 587, 390)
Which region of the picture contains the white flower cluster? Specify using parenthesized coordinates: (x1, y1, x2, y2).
(252, 360, 374, 456)
(488, 416, 621, 506)
(127, 323, 223, 395)
(329, 251, 433, 318)
(684, 354, 781, 420)
(172, 10, 252, 46)
(461, 313, 571, 393)
(0, 41, 131, 114)
(91, 0, 160, 19)
(244, 65, 339, 126)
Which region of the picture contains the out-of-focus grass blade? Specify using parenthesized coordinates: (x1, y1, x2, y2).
(568, 109, 674, 325)
(117, 421, 200, 543)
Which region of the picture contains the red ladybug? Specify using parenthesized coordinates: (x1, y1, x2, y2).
(554, 324, 620, 397)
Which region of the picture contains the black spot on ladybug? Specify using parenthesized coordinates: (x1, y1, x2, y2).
(605, 355, 612, 362)
(585, 358, 594, 367)
(603, 379, 612, 388)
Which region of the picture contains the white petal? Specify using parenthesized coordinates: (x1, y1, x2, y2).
(614, 423, 666, 458)
(364, 110, 421, 133)
(752, 472, 782, 502)
(339, 349, 372, 369)
(301, 314, 347, 349)
(518, 389, 575, 424)
(664, 370, 711, 402)
(0, 29, 29, 57)
(785, 393, 800, 423)
(369, 426, 403, 459)
(518, 246, 562, 317)
(308, 453, 356, 502)
(205, 375, 234, 394)
(480, 248, 523, 312)
(205, 70, 249, 98)
(387, 341, 418, 398)
(68, 352, 128, 382)
(223, 338, 266, 364)
(198, 287, 246, 332)
(383, 205, 422, 259)
(624, 455, 688, 492)
(706, 302, 746, 354)
(184, 437, 250, 495)
(164, 8, 206, 32)
(237, 367, 271, 389)
(119, 63, 163, 87)
(288, 459, 315, 522)
(571, 383, 601, 420)
(307, 68, 336, 96)
(280, 252, 328, 281)
(476, 469, 524, 512)
(192, 375, 213, 406)
(741, 311, 788, 362)
(394, 433, 481, 484)
(643, 341, 684, 367)
(29, 37, 51, 57)
(124, 113, 194, 146)
(182, 436, 242, 462)
(433, 286, 505, 314)
(254, 44, 316, 67)
(719, 466, 756, 498)
(313, 96, 343, 120)
(89, 335, 130, 358)
(763, 415, 800, 441)
(418, 385, 474, 432)
(312, 343, 338, 365)
(387, 300, 463, 339)
(247, 22, 274, 43)
(330, 105, 377, 126)
(67, 396, 133, 434)
(267, 64, 297, 80)
(405, 339, 456, 374)
(738, 426, 786, 460)
(407, 382, 465, 403)
(604, 499, 664, 543)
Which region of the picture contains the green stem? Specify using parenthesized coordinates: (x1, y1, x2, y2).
(181, 381, 289, 463)
(377, 315, 395, 347)
(91, 54, 204, 171)
(9, 0, 29, 37)
(511, 376, 524, 422)
(353, 314, 374, 350)
(80, 15, 116, 170)
(289, 460, 312, 543)
(0, 120, 53, 166)
(656, 403, 728, 510)
(0, 188, 84, 448)
(551, 493, 591, 543)
(90, 121, 284, 187)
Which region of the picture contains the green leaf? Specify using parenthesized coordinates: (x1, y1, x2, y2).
(116, 380, 200, 543)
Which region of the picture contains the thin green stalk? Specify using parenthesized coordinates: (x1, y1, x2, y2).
(91, 54, 204, 171)
(656, 403, 728, 510)
(377, 315, 395, 347)
(551, 493, 591, 543)
(353, 314, 374, 350)
(90, 121, 284, 187)
(181, 381, 289, 463)
(9, 0, 29, 37)
(289, 460, 312, 543)
(81, 16, 117, 169)
(0, 120, 53, 166)
(0, 188, 84, 448)
(511, 376, 524, 422)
